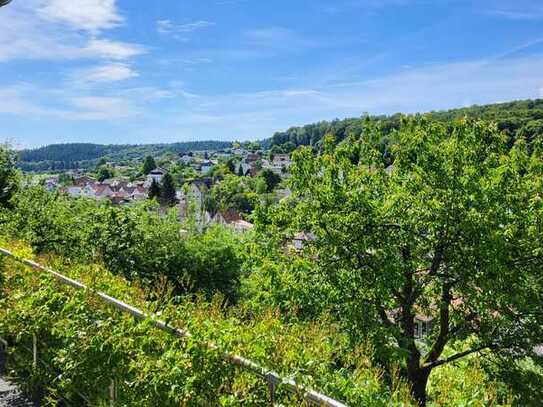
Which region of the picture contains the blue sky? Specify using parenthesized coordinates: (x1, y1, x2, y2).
(1, 0, 542, 148)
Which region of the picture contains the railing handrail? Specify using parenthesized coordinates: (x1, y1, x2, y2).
(0, 247, 348, 407)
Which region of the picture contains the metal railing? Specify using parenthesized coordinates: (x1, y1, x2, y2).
(0, 247, 348, 407)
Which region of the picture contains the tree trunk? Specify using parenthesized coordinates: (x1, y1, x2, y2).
(408, 367, 431, 406)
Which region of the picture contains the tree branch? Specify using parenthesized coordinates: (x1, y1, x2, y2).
(424, 281, 452, 364)
(425, 344, 495, 369)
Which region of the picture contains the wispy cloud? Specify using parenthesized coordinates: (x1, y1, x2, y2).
(3, 55, 542, 141)
(244, 26, 325, 53)
(68, 96, 139, 119)
(0, 82, 174, 121)
(84, 38, 145, 60)
(157, 19, 215, 35)
(485, 4, 543, 21)
(71, 63, 138, 83)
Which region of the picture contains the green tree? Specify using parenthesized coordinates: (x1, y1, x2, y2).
(142, 156, 157, 175)
(0, 146, 18, 208)
(96, 157, 107, 169)
(225, 158, 236, 174)
(148, 179, 160, 201)
(159, 173, 177, 207)
(260, 169, 281, 193)
(96, 165, 114, 182)
(259, 118, 543, 405)
(58, 172, 74, 186)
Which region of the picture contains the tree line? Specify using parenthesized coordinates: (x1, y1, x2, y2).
(267, 98, 543, 154)
(17, 141, 232, 172)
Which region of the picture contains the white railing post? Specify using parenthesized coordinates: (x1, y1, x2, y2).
(0, 336, 8, 373)
(32, 334, 37, 370)
(109, 378, 116, 407)
(267, 374, 276, 406)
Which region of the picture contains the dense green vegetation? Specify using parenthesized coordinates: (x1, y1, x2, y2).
(256, 117, 543, 404)
(0, 240, 419, 406)
(2, 111, 543, 405)
(267, 99, 543, 153)
(1, 189, 242, 303)
(0, 147, 18, 207)
(17, 141, 232, 172)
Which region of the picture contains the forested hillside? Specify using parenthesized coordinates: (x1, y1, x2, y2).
(18, 141, 232, 172)
(267, 99, 543, 152)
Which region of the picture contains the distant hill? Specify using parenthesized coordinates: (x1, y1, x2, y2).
(18, 99, 543, 172)
(17, 141, 232, 172)
(266, 99, 543, 152)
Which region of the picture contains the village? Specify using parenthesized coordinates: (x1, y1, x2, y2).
(39, 147, 294, 234)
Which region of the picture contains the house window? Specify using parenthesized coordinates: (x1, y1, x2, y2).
(421, 321, 428, 337)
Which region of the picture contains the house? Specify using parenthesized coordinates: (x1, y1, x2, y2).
(81, 185, 96, 198)
(231, 219, 254, 233)
(66, 186, 83, 198)
(245, 153, 260, 163)
(414, 316, 434, 339)
(212, 208, 242, 225)
(130, 185, 148, 200)
(291, 232, 316, 251)
(235, 162, 252, 176)
(43, 176, 60, 192)
(261, 159, 286, 176)
(232, 148, 246, 156)
(94, 185, 114, 200)
(148, 168, 167, 184)
(179, 153, 193, 165)
(74, 175, 96, 187)
(210, 209, 254, 232)
(109, 195, 130, 205)
(200, 160, 214, 174)
(44, 180, 58, 192)
(272, 154, 291, 168)
(178, 179, 212, 220)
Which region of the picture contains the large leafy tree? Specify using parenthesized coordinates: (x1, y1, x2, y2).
(96, 164, 114, 182)
(259, 118, 543, 404)
(0, 146, 18, 208)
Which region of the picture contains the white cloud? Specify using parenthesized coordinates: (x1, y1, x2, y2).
(157, 19, 215, 34)
(83, 39, 145, 60)
(2, 55, 543, 146)
(486, 6, 543, 21)
(244, 27, 324, 51)
(158, 55, 543, 142)
(37, 0, 123, 32)
(0, 83, 172, 121)
(0, 0, 144, 62)
(68, 96, 139, 118)
(72, 63, 138, 83)
(120, 87, 175, 102)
